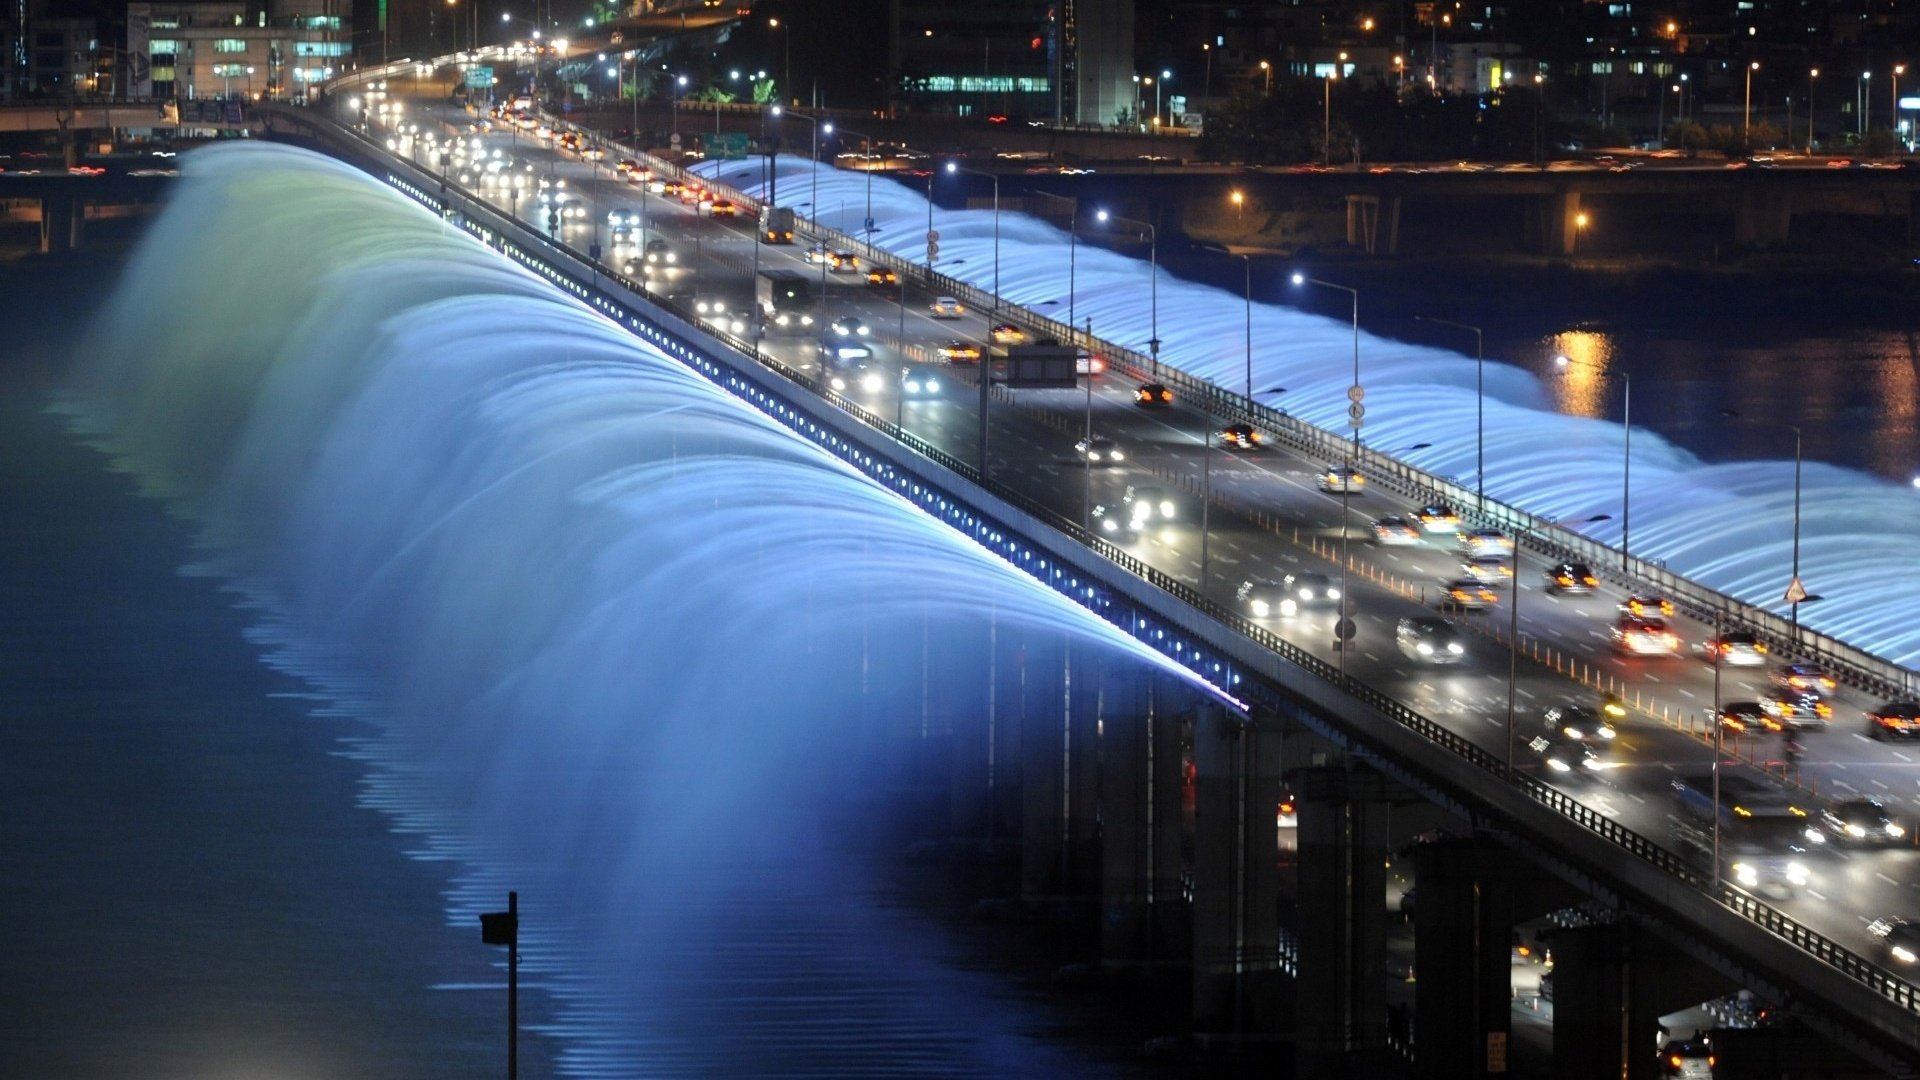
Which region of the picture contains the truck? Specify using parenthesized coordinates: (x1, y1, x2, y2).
(1669, 769, 1821, 899)
(755, 269, 816, 333)
(759, 205, 795, 244)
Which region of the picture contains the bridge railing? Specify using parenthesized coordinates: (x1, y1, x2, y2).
(283, 104, 1920, 1054)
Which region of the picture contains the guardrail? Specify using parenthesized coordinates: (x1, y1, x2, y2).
(271, 103, 1920, 1065)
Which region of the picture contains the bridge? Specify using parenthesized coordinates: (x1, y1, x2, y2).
(258, 69, 1920, 1078)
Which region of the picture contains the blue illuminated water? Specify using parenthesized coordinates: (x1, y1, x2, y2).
(64, 142, 1204, 1078)
(699, 155, 1920, 668)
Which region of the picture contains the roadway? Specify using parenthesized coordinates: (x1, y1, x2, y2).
(370, 75, 1920, 1003)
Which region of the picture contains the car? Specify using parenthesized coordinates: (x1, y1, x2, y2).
(1867, 700, 1920, 740)
(804, 242, 832, 264)
(1461, 556, 1512, 587)
(1770, 663, 1837, 693)
(1135, 383, 1173, 407)
(1318, 464, 1365, 493)
(1236, 579, 1298, 619)
(830, 315, 870, 337)
(1457, 529, 1514, 556)
(1123, 485, 1177, 527)
(1816, 797, 1906, 846)
(1372, 516, 1422, 546)
(1216, 423, 1263, 450)
(990, 323, 1028, 345)
(1717, 701, 1783, 735)
(678, 184, 705, 205)
(897, 365, 942, 397)
(1760, 688, 1832, 728)
(817, 337, 874, 365)
(1612, 615, 1680, 657)
(661, 179, 688, 197)
(1441, 578, 1499, 612)
(1076, 436, 1124, 466)
(1699, 631, 1769, 667)
(825, 363, 885, 394)
(1657, 1038, 1717, 1080)
(644, 238, 676, 265)
(1525, 727, 1607, 775)
(1870, 917, 1920, 967)
(1620, 594, 1675, 618)
(1544, 703, 1617, 742)
(1281, 572, 1341, 607)
(1075, 353, 1107, 376)
(708, 199, 738, 217)
(606, 207, 640, 228)
(828, 251, 861, 273)
(692, 299, 749, 335)
(1545, 562, 1598, 594)
(1414, 504, 1460, 533)
(1397, 616, 1465, 663)
(938, 340, 982, 363)
(929, 296, 965, 319)
(865, 267, 898, 287)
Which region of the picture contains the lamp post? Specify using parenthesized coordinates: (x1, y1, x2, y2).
(1745, 61, 1759, 142)
(1095, 209, 1160, 374)
(1413, 316, 1485, 510)
(1505, 515, 1612, 777)
(1260, 60, 1271, 93)
(1808, 68, 1819, 154)
(672, 73, 688, 138)
(946, 161, 1000, 477)
(1553, 355, 1631, 570)
(1896, 65, 1907, 149)
(768, 16, 791, 105)
(1156, 68, 1170, 128)
(1862, 71, 1872, 136)
(1291, 272, 1363, 672)
(1202, 43, 1212, 102)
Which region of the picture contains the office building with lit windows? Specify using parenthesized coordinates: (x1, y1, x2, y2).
(889, 0, 1134, 127)
(127, 0, 350, 101)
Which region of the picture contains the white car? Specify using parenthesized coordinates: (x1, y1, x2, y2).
(1076, 437, 1124, 466)
(929, 296, 965, 319)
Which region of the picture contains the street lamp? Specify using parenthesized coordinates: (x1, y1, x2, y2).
(1553, 354, 1632, 570)
(946, 161, 1000, 477)
(1573, 210, 1589, 253)
(1259, 60, 1271, 93)
(1230, 188, 1244, 221)
(1808, 68, 1820, 154)
(1722, 410, 1809, 640)
(1095, 209, 1160, 373)
(1896, 65, 1908, 148)
(1156, 68, 1170, 128)
(1291, 271, 1363, 672)
(672, 73, 688, 138)
(1505, 515, 1611, 777)
(1862, 71, 1873, 136)
(768, 16, 791, 105)
(1413, 315, 1485, 510)
(1745, 61, 1759, 143)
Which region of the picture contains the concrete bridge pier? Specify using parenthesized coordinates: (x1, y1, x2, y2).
(1549, 922, 1736, 1080)
(1018, 638, 1103, 902)
(1734, 190, 1794, 248)
(1190, 704, 1283, 1034)
(1098, 673, 1193, 971)
(1292, 764, 1394, 1075)
(1344, 195, 1400, 255)
(949, 614, 1017, 840)
(39, 192, 83, 254)
(1410, 837, 1584, 1078)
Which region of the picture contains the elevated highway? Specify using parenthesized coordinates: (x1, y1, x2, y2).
(257, 83, 1920, 1077)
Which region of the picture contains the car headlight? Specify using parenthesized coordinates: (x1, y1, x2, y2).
(1101, 518, 1119, 533)
(1416, 642, 1434, 655)
(1447, 642, 1464, 655)
(1890, 824, 1907, 838)
(1582, 756, 1603, 770)
(1597, 727, 1616, 740)
(1733, 863, 1759, 887)
(1327, 587, 1342, 600)
(1158, 501, 1176, 517)
(861, 373, 884, 392)
(1251, 600, 1271, 617)
(1847, 824, 1868, 838)
(857, 326, 870, 336)
(1548, 758, 1572, 772)
(1297, 589, 1315, 601)
(1806, 827, 1829, 844)
(904, 379, 923, 392)
(1785, 862, 1810, 886)
(924, 379, 939, 393)
(1280, 599, 1298, 617)
(1110, 449, 1124, 461)
(829, 375, 847, 391)
(800, 316, 814, 326)
(1894, 946, 1918, 964)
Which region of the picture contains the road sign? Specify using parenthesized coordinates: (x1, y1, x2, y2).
(926, 229, 940, 243)
(464, 66, 494, 89)
(1347, 385, 1366, 402)
(1334, 617, 1357, 642)
(1348, 402, 1366, 423)
(926, 241, 940, 260)
(669, 132, 681, 148)
(708, 132, 750, 160)
(1784, 576, 1809, 604)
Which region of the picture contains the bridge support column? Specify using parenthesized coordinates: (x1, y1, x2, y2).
(951, 613, 1021, 841)
(1099, 674, 1192, 969)
(1293, 765, 1393, 1073)
(1019, 638, 1101, 902)
(1552, 923, 1738, 1080)
(1191, 705, 1282, 1033)
(1735, 190, 1793, 248)
(1345, 195, 1381, 255)
(39, 192, 80, 254)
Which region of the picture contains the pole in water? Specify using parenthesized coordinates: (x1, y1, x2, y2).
(479, 891, 520, 1079)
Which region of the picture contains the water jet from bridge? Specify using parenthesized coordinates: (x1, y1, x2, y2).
(66, 142, 1202, 1078)
(709, 154, 1920, 669)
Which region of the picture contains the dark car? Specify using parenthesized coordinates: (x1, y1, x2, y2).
(1220, 423, 1263, 450)
(864, 267, 898, 287)
(1760, 687, 1832, 729)
(1867, 700, 1920, 740)
(1817, 797, 1906, 846)
(1544, 703, 1616, 743)
(1770, 663, 1838, 693)
(1524, 727, 1606, 776)
(1397, 616, 1464, 663)
(1135, 382, 1173, 408)
(1545, 561, 1598, 594)
(1870, 917, 1920, 967)
(1717, 700, 1782, 736)
(1281, 571, 1341, 607)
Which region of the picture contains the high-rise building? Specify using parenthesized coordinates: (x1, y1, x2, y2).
(889, 0, 1133, 126)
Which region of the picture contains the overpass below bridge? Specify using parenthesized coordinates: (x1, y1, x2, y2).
(256, 102, 1920, 1078)
(0, 99, 266, 138)
(0, 171, 171, 253)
